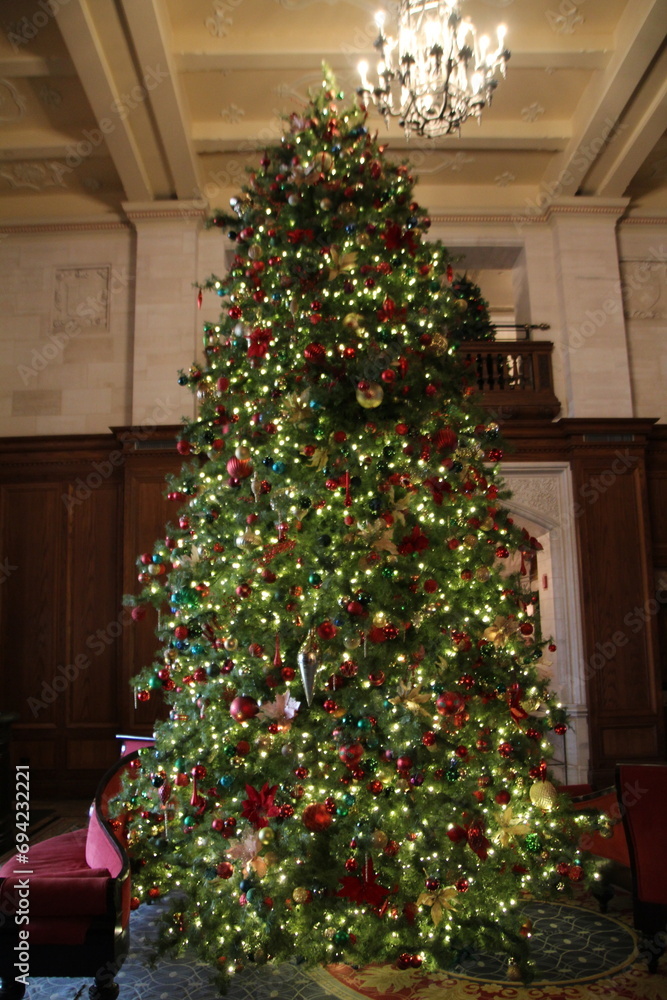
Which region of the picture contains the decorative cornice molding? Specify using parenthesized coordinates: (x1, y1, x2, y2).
(0, 219, 131, 235)
(619, 215, 667, 226)
(122, 200, 209, 226)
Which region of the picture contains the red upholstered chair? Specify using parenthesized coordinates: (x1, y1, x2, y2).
(0, 752, 137, 1000)
(616, 763, 667, 973)
(560, 784, 631, 911)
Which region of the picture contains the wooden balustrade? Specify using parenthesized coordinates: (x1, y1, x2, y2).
(460, 340, 560, 419)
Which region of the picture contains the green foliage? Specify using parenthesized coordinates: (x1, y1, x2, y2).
(450, 274, 495, 342)
(115, 73, 598, 991)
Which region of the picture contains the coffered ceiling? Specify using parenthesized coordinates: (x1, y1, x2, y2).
(0, 0, 665, 224)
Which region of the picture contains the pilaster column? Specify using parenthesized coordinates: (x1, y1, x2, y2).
(123, 201, 207, 427)
(547, 197, 632, 418)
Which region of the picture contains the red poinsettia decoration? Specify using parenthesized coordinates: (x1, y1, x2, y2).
(337, 855, 390, 912)
(247, 326, 273, 360)
(241, 782, 280, 829)
(423, 477, 452, 506)
(287, 228, 315, 245)
(381, 221, 417, 256)
(467, 818, 490, 861)
(398, 525, 430, 556)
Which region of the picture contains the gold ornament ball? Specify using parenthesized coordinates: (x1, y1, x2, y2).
(355, 232, 371, 248)
(475, 566, 491, 582)
(506, 960, 522, 982)
(529, 779, 558, 811)
(247, 244, 263, 261)
(224, 637, 238, 651)
(320, 198, 332, 211)
(454, 298, 469, 312)
(430, 332, 449, 356)
(235, 445, 252, 460)
(356, 382, 384, 409)
(292, 886, 309, 904)
(343, 313, 362, 331)
(373, 611, 387, 626)
(258, 827, 274, 844)
(324, 927, 335, 940)
(371, 830, 388, 849)
(480, 516, 495, 531)
(463, 534, 478, 548)
(344, 635, 361, 650)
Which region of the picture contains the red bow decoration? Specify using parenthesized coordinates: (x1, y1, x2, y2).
(381, 222, 417, 256)
(467, 818, 490, 861)
(423, 477, 452, 506)
(241, 783, 280, 829)
(287, 228, 314, 245)
(376, 297, 406, 323)
(398, 525, 430, 556)
(337, 855, 390, 912)
(507, 682, 528, 723)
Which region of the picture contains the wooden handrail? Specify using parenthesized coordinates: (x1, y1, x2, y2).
(460, 340, 561, 419)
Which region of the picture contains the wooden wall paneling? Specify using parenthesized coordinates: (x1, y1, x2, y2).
(66, 480, 124, 784)
(0, 436, 125, 795)
(115, 428, 184, 736)
(0, 484, 64, 782)
(566, 423, 664, 785)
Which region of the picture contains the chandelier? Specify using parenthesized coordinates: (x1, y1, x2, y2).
(357, 1, 509, 138)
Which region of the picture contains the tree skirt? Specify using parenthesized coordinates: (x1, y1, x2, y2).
(14, 898, 666, 1000)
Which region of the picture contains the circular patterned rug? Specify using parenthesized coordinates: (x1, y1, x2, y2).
(14, 897, 658, 1000)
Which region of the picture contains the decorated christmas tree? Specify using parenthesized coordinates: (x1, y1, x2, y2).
(450, 273, 496, 341)
(117, 72, 599, 989)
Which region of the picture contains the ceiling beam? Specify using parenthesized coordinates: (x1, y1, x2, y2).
(192, 121, 571, 155)
(119, 0, 200, 200)
(0, 55, 74, 77)
(584, 46, 667, 197)
(174, 49, 611, 75)
(54, 0, 153, 201)
(0, 129, 108, 161)
(539, 0, 667, 197)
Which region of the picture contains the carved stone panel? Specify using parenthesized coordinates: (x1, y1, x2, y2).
(53, 266, 110, 333)
(621, 261, 667, 320)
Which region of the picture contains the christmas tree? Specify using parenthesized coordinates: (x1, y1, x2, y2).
(118, 72, 599, 989)
(450, 274, 495, 341)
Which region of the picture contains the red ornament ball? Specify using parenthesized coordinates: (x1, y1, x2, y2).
(304, 342, 326, 363)
(229, 695, 259, 722)
(436, 691, 465, 716)
(568, 865, 585, 882)
(554, 723, 568, 735)
(317, 620, 337, 640)
(498, 741, 514, 758)
(495, 789, 511, 805)
(217, 862, 234, 879)
(302, 803, 333, 832)
(339, 742, 364, 766)
(455, 878, 469, 893)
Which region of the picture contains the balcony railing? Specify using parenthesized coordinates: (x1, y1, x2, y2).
(460, 340, 560, 419)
